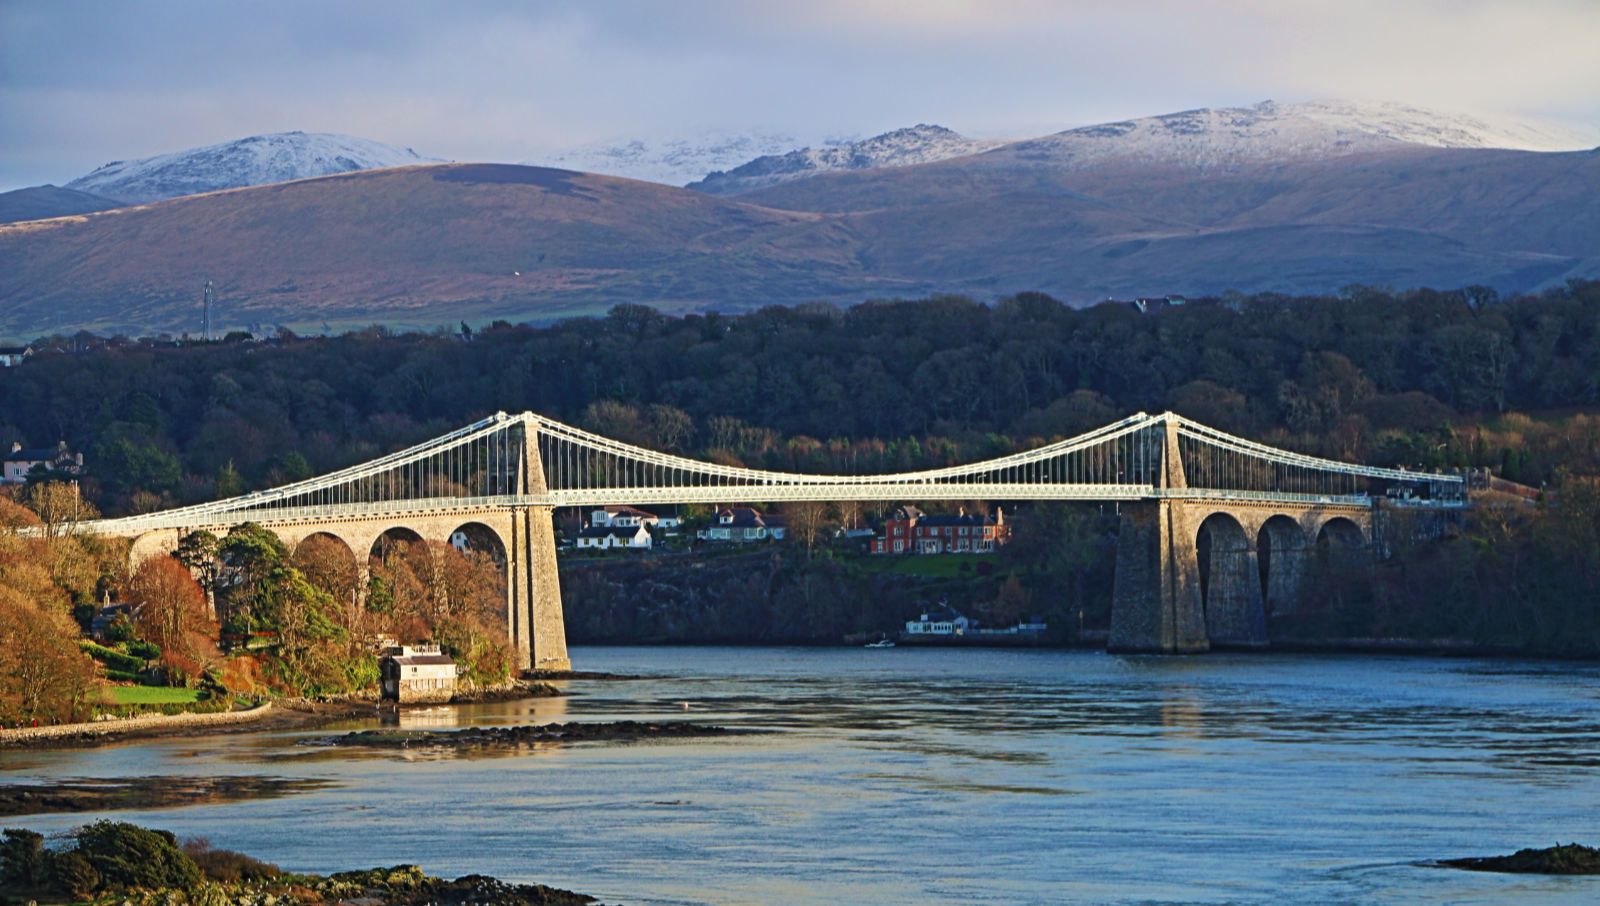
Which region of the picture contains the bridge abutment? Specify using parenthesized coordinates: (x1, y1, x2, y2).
(1109, 500, 1209, 653)
(510, 505, 570, 673)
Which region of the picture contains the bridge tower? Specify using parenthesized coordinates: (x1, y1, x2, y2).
(509, 418, 571, 673)
(1108, 416, 1209, 653)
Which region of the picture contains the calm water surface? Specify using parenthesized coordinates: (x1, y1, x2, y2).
(5, 647, 1600, 904)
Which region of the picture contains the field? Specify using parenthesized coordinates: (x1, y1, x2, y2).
(100, 685, 202, 706)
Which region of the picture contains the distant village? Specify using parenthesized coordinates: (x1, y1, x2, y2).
(565, 501, 1012, 556)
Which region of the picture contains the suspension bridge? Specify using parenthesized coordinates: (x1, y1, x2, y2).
(78, 411, 1465, 669)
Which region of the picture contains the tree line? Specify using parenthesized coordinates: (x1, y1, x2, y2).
(2, 281, 1596, 516)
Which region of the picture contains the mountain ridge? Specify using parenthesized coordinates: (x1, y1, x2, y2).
(689, 124, 1004, 195)
(64, 131, 443, 203)
(2, 101, 1594, 340)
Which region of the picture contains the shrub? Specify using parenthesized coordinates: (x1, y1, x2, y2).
(0, 828, 49, 889)
(126, 639, 162, 660)
(104, 613, 135, 643)
(182, 837, 280, 882)
(80, 641, 146, 674)
(51, 850, 101, 899)
(73, 821, 202, 891)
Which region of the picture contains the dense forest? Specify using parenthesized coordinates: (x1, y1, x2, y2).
(3, 281, 1597, 514)
(1, 281, 1598, 694)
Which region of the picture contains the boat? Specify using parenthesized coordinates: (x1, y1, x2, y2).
(864, 639, 896, 648)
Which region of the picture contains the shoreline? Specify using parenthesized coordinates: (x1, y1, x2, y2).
(570, 637, 1600, 661)
(0, 679, 567, 752)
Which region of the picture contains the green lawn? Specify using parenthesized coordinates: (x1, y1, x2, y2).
(101, 685, 202, 706)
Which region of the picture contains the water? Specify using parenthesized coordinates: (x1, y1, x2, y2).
(5, 647, 1600, 904)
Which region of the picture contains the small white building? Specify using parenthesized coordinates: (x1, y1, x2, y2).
(381, 644, 458, 703)
(590, 504, 659, 529)
(904, 612, 974, 637)
(576, 523, 653, 550)
(0, 346, 30, 368)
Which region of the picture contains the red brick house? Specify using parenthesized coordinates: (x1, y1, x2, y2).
(871, 505, 1009, 555)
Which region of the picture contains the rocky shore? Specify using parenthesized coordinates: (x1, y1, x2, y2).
(316, 720, 742, 752)
(0, 821, 597, 905)
(1441, 843, 1600, 874)
(0, 775, 338, 818)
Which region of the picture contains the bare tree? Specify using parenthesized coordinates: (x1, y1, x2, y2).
(24, 482, 98, 540)
(781, 501, 836, 557)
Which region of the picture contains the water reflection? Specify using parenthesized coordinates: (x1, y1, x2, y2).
(4, 647, 1600, 905)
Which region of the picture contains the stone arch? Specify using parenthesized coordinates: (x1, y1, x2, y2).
(1256, 514, 1310, 618)
(129, 529, 182, 568)
(448, 521, 508, 567)
(291, 531, 362, 610)
(369, 526, 426, 564)
(1316, 516, 1366, 548)
(1195, 512, 1267, 647)
(444, 520, 512, 627)
(1316, 516, 1367, 570)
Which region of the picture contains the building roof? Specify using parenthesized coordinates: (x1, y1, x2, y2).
(0, 346, 30, 355)
(919, 512, 999, 527)
(5, 447, 60, 463)
(579, 525, 646, 539)
(600, 504, 657, 518)
(392, 654, 457, 666)
(890, 505, 925, 521)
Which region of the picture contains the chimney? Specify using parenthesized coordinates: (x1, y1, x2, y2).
(996, 507, 1004, 525)
(9, 442, 18, 454)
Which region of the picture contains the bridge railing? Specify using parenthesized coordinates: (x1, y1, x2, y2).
(66, 410, 1467, 539)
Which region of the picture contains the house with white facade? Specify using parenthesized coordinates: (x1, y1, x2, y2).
(576, 523, 653, 550)
(697, 506, 786, 543)
(380, 644, 458, 703)
(589, 504, 659, 529)
(3, 441, 84, 484)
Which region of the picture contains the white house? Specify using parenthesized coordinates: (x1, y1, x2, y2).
(0, 346, 30, 368)
(576, 523, 653, 550)
(650, 505, 684, 530)
(697, 506, 786, 543)
(589, 505, 659, 529)
(380, 644, 458, 703)
(3, 441, 84, 484)
(904, 610, 974, 637)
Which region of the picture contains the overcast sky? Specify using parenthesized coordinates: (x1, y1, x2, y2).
(2, 0, 1598, 190)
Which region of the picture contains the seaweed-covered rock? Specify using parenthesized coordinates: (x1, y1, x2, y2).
(319, 720, 740, 752)
(322, 864, 594, 904)
(1442, 843, 1600, 874)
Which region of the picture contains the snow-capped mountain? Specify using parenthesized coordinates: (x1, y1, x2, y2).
(524, 132, 813, 187)
(690, 124, 1003, 195)
(65, 132, 443, 203)
(985, 100, 1597, 172)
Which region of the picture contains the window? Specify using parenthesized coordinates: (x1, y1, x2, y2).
(894, 540, 904, 553)
(960, 526, 969, 536)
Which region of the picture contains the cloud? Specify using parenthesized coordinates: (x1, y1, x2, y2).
(0, 0, 1595, 189)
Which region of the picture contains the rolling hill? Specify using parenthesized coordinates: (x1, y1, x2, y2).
(0, 164, 875, 339)
(1, 101, 1595, 341)
(0, 185, 125, 224)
